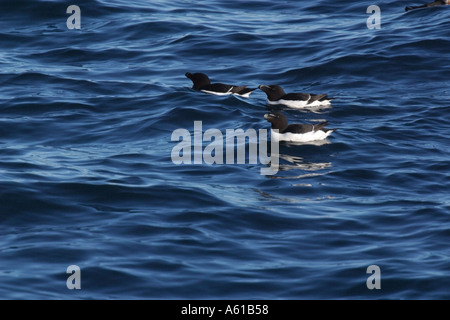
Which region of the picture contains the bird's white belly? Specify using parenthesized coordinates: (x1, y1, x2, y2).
(268, 99, 331, 109)
(271, 129, 332, 142)
(201, 89, 233, 96)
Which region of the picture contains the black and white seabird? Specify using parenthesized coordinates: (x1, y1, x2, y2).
(406, 0, 449, 11)
(186, 72, 257, 98)
(264, 112, 336, 142)
(259, 85, 333, 109)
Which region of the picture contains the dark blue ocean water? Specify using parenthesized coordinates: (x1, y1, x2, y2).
(0, 0, 449, 300)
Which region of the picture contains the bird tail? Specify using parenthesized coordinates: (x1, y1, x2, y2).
(315, 121, 337, 133)
(231, 86, 257, 97)
(314, 121, 329, 132)
(309, 94, 334, 103)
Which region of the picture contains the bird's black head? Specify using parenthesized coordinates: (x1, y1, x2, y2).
(264, 112, 288, 131)
(258, 85, 286, 101)
(185, 72, 211, 90)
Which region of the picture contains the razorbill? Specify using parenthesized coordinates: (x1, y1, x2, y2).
(259, 85, 333, 109)
(185, 72, 256, 98)
(264, 112, 336, 142)
(406, 0, 449, 11)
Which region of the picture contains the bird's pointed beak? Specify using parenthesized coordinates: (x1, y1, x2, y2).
(264, 113, 275, 120)
(185, 72, 192, 79)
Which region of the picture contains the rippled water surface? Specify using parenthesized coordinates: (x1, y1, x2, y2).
(0, 0, 449, 299)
